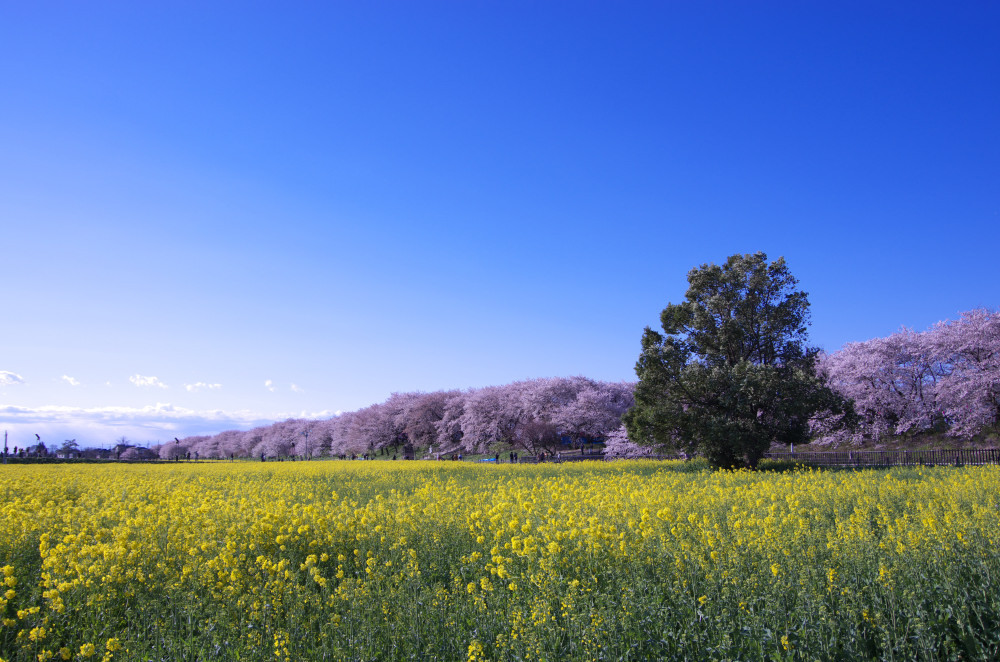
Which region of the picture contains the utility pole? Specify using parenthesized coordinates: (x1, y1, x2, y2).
(3, 430, 7, 464)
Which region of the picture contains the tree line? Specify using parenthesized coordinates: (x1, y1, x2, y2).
(147, 254, 998, 468)
(163, 376, 634, 460)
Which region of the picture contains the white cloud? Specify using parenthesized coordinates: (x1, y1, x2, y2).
(129, 374, 168, 389)
(0, 371, 25, 386)
(265, 380, 275, 392)
(184, 382, 222, 392)
(290, 383, 303, 393)
(0, 403, 275, 447)
(61, 375, 80, 386)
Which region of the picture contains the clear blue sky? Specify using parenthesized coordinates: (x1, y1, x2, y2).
(2, 2, 997, 448)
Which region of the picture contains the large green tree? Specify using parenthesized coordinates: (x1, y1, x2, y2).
(623, 252, 848, 468)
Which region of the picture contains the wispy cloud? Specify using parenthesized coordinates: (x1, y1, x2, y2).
(184, 382, 222, 392)
(265, 380, 275, 392)
(1, 371, 25, 386)
(290, 383, 303, 393)
(61, 375, 80, 386)
(129, 374, 168, 389)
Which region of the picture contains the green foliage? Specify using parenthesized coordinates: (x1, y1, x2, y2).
(624, 252, 850, 468)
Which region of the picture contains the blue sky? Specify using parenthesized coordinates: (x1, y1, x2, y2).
(2, 2, 997, 448)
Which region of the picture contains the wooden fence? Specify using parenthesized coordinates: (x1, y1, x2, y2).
(763, 448, 1000, 467)
(546, 449, 1000, 467)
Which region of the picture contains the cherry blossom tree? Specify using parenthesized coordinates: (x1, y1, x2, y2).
(215, 429, 252, 458)
(458, 378, 633, 454)
(398, 391, 456, 451)
(328, 411, 358, 455)
(551, 379, 634, 445)
(296, 419, 333, 457)
(435, 391, 468, 452)
(817, 330, 940, 442)
(159, 439, 188, 460)
(516, 378, 582, 453)
(816, 309, 999, 443)
(334, 404, 398, 455)
(459, 384, 524, 453)
(603, 425, 654, 459)
(928, 308, 1000, 437)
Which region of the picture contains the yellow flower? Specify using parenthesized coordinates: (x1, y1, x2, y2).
(79, 643, 96, 658)
(467, 639, 485, 662)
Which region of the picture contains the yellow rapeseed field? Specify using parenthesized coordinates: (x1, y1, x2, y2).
(2, 460, 999, 661)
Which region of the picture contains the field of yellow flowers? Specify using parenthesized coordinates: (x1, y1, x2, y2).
(2, 460, 999, 661)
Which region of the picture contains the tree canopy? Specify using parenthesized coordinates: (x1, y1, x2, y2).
(623, 252, 848, 468)
(816, 308, 1000, 443)
(167, 377, 634, 459)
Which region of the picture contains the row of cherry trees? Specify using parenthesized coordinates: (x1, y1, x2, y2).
(814, 308, 1000, 444)
(156, 309, 997, 459)
(163, 376, 634, 459)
